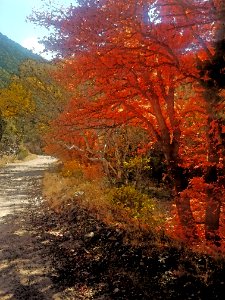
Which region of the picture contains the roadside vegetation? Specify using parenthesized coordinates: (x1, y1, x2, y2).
(33, 160, 225, 299)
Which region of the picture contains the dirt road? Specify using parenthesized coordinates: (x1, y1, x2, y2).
(0, 156, 57, 218)
(0, 156, 62, 300)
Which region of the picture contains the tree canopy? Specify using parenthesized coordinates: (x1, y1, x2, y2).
(0, 32, 44, 87)
(31, 0, 225, 244)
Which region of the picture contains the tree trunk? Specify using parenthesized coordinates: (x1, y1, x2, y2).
(199, 5, 225, 243)
(205, 186, 221, 246)
(172, 166, 198, 241)
(175, 193, 198, 240)
(204, 166, 222, 245)
(167, 146, 198, 241)
(204, 109, 222, 245)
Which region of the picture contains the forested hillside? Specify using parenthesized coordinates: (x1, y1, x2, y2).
(0, 33, 68, 157)
(0, 32, 43, 87)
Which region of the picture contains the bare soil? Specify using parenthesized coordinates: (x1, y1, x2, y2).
(0, 156, 79, 299)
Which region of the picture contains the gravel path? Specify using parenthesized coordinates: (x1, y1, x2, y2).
(0, 156, 56, 218)
(0, 156, 65, 300)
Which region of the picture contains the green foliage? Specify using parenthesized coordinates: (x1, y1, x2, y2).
(111, 185, 155, 217)
(0, 33, 47, 154)
(0, 119, 20, 156)
(123, 156, 151, 171)
(0, 66, 11, 88)
(14, 60, 69, 153)
(123, 155, 151, 187)
(17, 60, 69, 132)
(17, 144, 29, 160)
(0, 32, 44, 86)
(0, 35, 69, 155)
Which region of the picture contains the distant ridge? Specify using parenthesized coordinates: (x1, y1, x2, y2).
(0, 33, 44, 87)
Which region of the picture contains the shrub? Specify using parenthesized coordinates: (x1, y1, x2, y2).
(111, 185, 156, 220)
(60, 160, 83, 178)
(17, 144, 29, 160)
(82, 163, 104, 181)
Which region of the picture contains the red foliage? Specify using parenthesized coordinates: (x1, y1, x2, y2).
(33, 0, 225, 246)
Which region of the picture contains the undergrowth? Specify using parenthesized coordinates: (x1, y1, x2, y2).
(42, 160, 225, 258)
(0, 142, 37, 166)
(42, 162, 169, 248)
(37, 162, 225, 299)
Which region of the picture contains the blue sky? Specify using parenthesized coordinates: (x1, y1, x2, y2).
(0, 0, 74, 58)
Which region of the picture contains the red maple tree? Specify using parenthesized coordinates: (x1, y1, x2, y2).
(32, 0, 225, 245)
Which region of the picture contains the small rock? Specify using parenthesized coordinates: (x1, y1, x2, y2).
(108, 236, 117, 241)
(85, 232, 94, 238)
(74, 191, 85, 197)
(113, 288, 120, 293)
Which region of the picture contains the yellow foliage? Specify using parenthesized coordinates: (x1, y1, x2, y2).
(110, 185, 158, 223)
(0, 81, 35, 117)
(123, 156, 151, 170)
(61, 160, 83, 178)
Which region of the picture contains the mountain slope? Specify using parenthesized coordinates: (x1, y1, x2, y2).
(0, 33, 44, 87)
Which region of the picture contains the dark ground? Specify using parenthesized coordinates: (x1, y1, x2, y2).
(29, 202, 225, 300)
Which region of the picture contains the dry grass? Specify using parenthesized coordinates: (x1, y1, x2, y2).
(0, 152, 37, 167)
(20, 152, 37, 162)
(0, 154, 18, 166)
(42, 168, 166, 248)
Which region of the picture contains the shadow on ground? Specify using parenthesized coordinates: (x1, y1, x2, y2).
(31, 203, 225, 300)
(0, 213, 54, 300)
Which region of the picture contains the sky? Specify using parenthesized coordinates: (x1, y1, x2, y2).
(0, 0, 74, 59)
